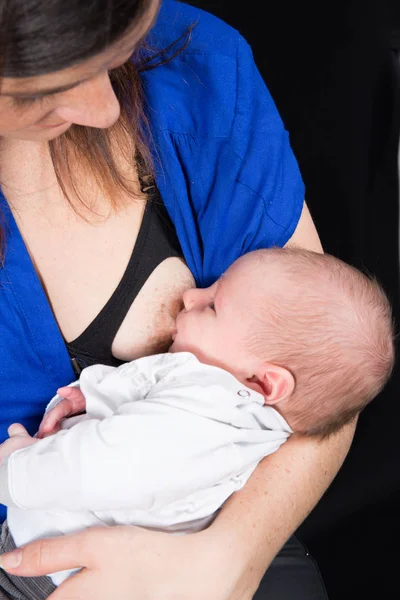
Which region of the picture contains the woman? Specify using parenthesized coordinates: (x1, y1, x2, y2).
(0, 0, 355, 598)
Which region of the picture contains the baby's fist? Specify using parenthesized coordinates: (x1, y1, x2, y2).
(37, 386, 87, 439)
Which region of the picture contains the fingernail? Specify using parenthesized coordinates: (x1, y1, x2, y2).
(0, 550, 22, 570)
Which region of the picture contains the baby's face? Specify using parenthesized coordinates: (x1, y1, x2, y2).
(169, 257, 258, 376)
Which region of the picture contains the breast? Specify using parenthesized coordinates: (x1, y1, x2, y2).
(2, 140, 196, 365)
(111, 257, 195, 361)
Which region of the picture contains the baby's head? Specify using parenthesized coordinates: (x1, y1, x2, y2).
(170, 247, 395, 436)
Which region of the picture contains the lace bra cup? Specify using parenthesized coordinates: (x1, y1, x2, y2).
(66, 181, 183, 375)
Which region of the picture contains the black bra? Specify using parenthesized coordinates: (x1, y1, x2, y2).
(66, 183, 182, 375)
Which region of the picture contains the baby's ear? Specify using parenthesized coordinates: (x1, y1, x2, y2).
(247, 364, 295, 406)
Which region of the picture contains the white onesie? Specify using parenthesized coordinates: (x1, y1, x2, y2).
(0, 352, 291, 585)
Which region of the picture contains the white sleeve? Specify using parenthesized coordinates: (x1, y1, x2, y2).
(73, 354, 181, 417)
(0, 354, 261, 512)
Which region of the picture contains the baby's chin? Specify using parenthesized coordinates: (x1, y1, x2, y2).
(168, 342, 177, 353)
(168, 344, 209, 367)
(168, 338, 181, 353)
(169, 330, 191, 354)
(168, 338, 195, 356)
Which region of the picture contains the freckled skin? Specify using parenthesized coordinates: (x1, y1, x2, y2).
(146, 293, 186, 356)
(111, 258, 194, 362)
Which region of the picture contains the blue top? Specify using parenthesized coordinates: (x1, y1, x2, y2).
(0, 0, 304, 519)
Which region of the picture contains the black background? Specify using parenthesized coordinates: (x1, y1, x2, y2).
(183, 1, 400, 597)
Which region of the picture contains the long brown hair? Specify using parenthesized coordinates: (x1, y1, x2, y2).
(0, 0, 193, 251)
(48, 25, 194, 214)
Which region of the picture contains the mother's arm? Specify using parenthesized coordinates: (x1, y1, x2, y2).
(209, 424, 356, 598)
(0, 202, 356, 600)
(206, 200, 356, 594)
(286, 201, 324, 253)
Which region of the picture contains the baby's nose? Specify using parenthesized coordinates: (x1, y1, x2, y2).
(182, 287, 200, 310)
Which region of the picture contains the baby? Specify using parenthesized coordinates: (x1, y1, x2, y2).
(0, 247, 394, 600)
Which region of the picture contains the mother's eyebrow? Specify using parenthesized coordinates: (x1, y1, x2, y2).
(0, 79, 85, 98)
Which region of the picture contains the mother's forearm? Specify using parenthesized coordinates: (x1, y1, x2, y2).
(211, 420, 356, 573)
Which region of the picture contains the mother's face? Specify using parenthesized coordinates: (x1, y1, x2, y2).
(0, 0, 160, 142)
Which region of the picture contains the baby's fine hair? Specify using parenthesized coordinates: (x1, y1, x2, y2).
(245, 247, 395, 437)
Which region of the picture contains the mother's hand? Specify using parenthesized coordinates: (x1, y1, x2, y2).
(0, 524, 258, 600)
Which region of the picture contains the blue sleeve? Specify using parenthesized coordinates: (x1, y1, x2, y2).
(195, 34, 305, 285)
(147, 5, 305, 287)
(232, 36, 305, 242)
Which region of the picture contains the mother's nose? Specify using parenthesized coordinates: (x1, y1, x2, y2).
(54, 71, 121, 129)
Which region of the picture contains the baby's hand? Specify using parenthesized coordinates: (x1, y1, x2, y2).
(0, 424, 37, 464)
(37, 386, 87, 439)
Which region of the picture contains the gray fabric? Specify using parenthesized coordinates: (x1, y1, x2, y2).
(254, 535, 329, 600)
(0, 522, 56, 600)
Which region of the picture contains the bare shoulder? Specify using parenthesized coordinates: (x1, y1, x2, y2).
(285, 201, 323, 253)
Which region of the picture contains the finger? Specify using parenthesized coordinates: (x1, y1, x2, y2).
(38, 400, 73, 435)
(7, 423, 29, 438)
(56, 386, 75, 398)
(36, 422, 62, 439)
(47, 570, 89, 600)
(0, 529, 103, 576)
(47, 568, 118, 600)
(56, 387, 86, 413)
